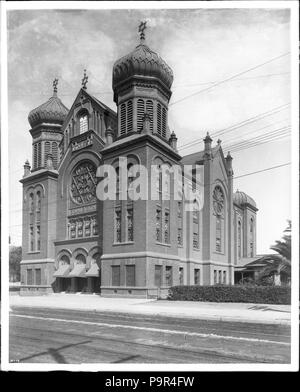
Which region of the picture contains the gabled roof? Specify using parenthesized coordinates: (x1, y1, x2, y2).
(61, 88, 117, 131)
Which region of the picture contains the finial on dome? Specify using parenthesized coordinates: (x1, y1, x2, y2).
(53, 78, 58, 96)
(217, 138, 222, 145)
(138, 20, 147, 43)
(81, 69, 88, 90)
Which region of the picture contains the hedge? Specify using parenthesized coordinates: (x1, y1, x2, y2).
(167, 285, 291, 304)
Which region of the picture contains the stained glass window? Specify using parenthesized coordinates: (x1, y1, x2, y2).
(115, 209, 121, 243)
(213, 186, 224, 215)
(79, 114, 88, 134)
(127, 208, 134, 241)
(70, 162, 96, 205)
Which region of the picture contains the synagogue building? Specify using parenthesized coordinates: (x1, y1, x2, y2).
(20, 26, 258, 297)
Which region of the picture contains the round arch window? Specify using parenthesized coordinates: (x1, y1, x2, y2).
(75, 254, 86, 264)
(213, 186, 224, 215)
(60, 255, 70, 266)
(70, 161, 97, 205)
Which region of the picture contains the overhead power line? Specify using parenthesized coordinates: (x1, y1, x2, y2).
(169, 52, 290, 107)
(178, 103, 290, 151)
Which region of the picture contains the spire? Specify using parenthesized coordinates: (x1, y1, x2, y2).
(53, 78, 58, 97)
(81, 69, 88, 90)
(138, 20, 147, 44)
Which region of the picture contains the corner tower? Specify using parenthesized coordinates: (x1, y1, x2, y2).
(20, 80, 69, 294)
(112, 23, 173, 140)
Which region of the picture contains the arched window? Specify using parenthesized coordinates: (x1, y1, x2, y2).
(60, 255, 70, 266)
(91, 253, 101, 265)
(36, 191, 41, 212)
(37, 142, 42, 168)
(29, 193, 34, 213)
(33, 144, 38, 169)
(79, 114, 88, 134)
(70, 161, 97, 205)
(238, 220, 242, 259)
(75, 254, 86, 264)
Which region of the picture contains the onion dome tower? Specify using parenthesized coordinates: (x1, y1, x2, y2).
(112, 22, 174, 140)
(233, 190, 257, 211)
(28, 79, 69, 171)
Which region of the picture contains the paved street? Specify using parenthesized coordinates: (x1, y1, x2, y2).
(9, 306, 291, 364)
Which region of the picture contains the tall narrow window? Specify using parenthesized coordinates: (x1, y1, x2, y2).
(177, 201, 183, 246)
(156, 209, 162, 242)
(79, 114, 88, 134)
(33, 144, 38, 169)
(146, 100, 153, 133)
(157, 103, 162, 136)
(223, 271, 227, 284)
(194, 269, 200, 285)
(193, 200, 199, 249)
(35, 268, 41, 285)
(27, 269, 33, 285)
(52, 142, 58, 169)
(250, 218, 254, 257)
(179, 267, 184, 285)
(37, 142, 42, 168)
(238, 220, 242, 259)
(216, 217, 222, 252)
(126, 265, 135, 286)
(218, 270, 222, 284)
(165, 266, 173, 286)
(36, 225, 40, 251)
(214, 270, 217, 284)
(29, 226, 34, 252)
(164, 211, 170, 243)
(115, 209, 121, 243)
(112, 266, 120, 286)
(29, 193, 34, 214)
(127, 100, 133, 133)
(154, 265, 162, 287)
(116, 167, 120, 199)
(120, 103, 126, 135)
(77, 219, 83, 238)
(137, 99, 145, 132)
(162, 107, 167, 138)
(126, 207, 134, 241)
(44, 141, 50, 167)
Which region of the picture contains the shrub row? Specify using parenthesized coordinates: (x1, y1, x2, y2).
(167, 285, 291, 304)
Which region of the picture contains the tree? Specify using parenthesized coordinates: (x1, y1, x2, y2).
(9, 246, 22, 282)
(258, 221, 291, 286)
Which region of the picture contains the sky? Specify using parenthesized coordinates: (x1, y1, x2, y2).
(7, 6, 292, 253)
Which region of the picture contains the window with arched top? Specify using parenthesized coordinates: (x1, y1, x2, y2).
(60, 255, 70, 266)
(36, 191, 41, 212)
(70, 161, 97, 205)
(79, 114, 88, 134)
(76, 254, 86, 264)
(157, 103, 162, 136)
(29, 193, 34, 213)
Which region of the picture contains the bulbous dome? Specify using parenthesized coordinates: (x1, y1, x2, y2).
(233, 190, 257, 209)
(28, 93, 69, 128)
(112, 42, 174, 91)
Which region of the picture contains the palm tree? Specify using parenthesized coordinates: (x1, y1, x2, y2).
(258, 220, 291, 286)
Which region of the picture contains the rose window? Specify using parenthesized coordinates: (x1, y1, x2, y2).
(70, 162, 97, 204)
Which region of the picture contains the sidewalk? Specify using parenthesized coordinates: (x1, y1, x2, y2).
(9, 293, 291, 325)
